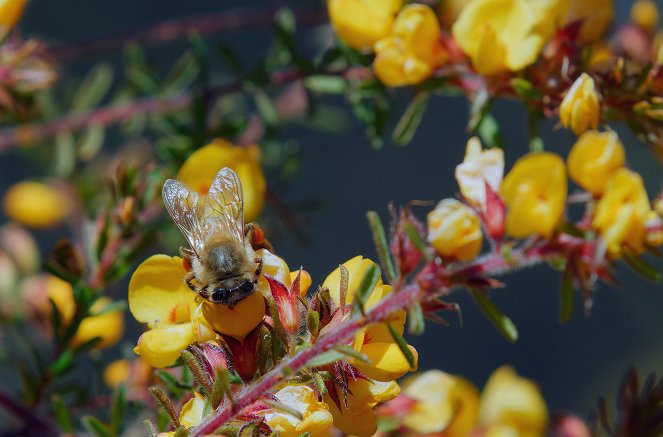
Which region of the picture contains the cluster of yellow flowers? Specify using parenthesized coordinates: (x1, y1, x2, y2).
(427, 134, 662, 262)
(385, 366, 549, 437)
(327, 0, 614, 84)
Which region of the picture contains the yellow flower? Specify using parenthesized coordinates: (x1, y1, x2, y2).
(438, 0, 476, 28)
(401, 370, 480, 436)
(327, 0, 402, 50)
(427, 199, 483, 261)
(501, 152, 567, 238)
(559, 73, 601, 135)
(373, 4, 445, 86)
(263, 385, 333, 437)
(103, 358, 152, 389)
(322, 256, 418, 381)
(631, 0, 658, 32)
(479, 366, 548, 437)
(3, 181, 71, 229)
(593, 169, 651, 255)
(177, 140, 266, 222)
(452, 0, 555, 75)
(588, 41, 614, 69)
(567, 130, 625, 195)
(0, 0, 27, 31)
(325, 379, 400, 437)
(646, 211, 663, 247)
(567, 0, 614, 42)
(47, 276, 124, 349)
(455, 136, 504, 208)
(129, 250, 287, 367)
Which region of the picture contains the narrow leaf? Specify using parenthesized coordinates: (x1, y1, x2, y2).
(51, 395, 74, 432)
(408, 301, 425, 335)
(386, 324, 416, 368)
(623, 250, 662, 283)
(264, 398, 303, 420)
(307, 350, 345, 367)
(149, 387, 180, 427)
(403, 223, 431, 260)
(312, 372, 327, 396)
(81, 416, 114, 437)
(77, 124, 105, 161)
(392, 92, 430, 146)
(72, 64, 114, 112)
(111, 384, 127, 433)
(366, 211, 397, 283)
(304, 76, 346, 94)
(470, 289, 518, 342)
(334, 345, 370, 363)
(560, 264, 574, 323)
(353, 264, 381, 315)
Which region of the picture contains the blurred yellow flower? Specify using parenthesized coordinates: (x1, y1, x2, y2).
(322, 256, 418, 381)
(438, 0, 476, 28)
(0, 0, 27, 31)
(567, 130, 624, 195)
(588, 41, 614, 68)
(401, 370, 480, 436)
(502, 152, 567, 238)
(479, 366, 548, 437)
(325, 379, 400, 437)
(3, 181, 71, 229)
(455, 136, 504, 208)
(103, 357, 152, 389)
(631, 0, 658, 32)
(47, 276, 124, 349)
(373, 4, 445, 86)
(263, 385, 333, 437)
(559, 73, 601, 135)
(428, 199, 483, 261)
(567, 0, 614, 42)
(327, 0, 402, 50)
(0, 223, 39, 274)
(177, 140, 266, 222)
(452, 0, 554, 75)
(593, 169, 651, 255)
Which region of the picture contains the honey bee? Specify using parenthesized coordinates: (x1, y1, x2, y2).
(162, 167, 267, 308)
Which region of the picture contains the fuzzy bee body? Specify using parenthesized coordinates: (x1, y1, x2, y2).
(163, 167, 263, 308)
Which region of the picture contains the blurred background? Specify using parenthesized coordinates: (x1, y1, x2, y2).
(1, 0, 662, 422)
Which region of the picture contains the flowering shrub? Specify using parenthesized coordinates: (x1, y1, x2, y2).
(1, 1, 663, 437)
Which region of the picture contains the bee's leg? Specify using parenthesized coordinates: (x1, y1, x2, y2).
(185, 273, 198, 292)
(253, 257, 264, 283)
(245, 222, 273, 252)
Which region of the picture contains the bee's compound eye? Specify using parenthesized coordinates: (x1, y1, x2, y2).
(211, 289, 225, 303)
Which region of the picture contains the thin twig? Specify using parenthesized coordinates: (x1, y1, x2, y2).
(48, 8, 328, 61)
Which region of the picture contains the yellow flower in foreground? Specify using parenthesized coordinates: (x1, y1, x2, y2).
(593, 169, 651, 255)
(47, 276, 124, 349)
(325, 379, 400, 437)
(263, 385, 333, 437)
(3, 181, 71, 229)
(502, 152, 567, 238)
(322, 256, 418, 381)
(327, 0, 402, 50)
(560, 73, 601, 135)
(176, 139, 266, 222)
(428, 199, 483, 261)
(567, 130, 624, 195)
(401, 370, 480, 436)
(373, 4, 445, 86)
(452, 0, 553, 75)
(455, 137, 504, 208)
(0, 0, 27, 31)
(631, 0, 659, 32)
(479, 366, 548, 437)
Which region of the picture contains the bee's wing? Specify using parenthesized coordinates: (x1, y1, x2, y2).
(162, 179, 207, 255)
(206, 167, 245, 243)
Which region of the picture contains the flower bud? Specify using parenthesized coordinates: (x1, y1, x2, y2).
(0, 0, 27, 32)
(560, 73, 601, 135)
(567, 130, 625, 195)
(593, 168, 651, 255)
(327, 0, 402, 50)
(390, 206, 424, 276)
(455, 136, 504, 208)
(221, 327, 261, 381)
(0, 224, 39, 274)
(631, 0, 659, 32)
(502, 152, 567, 239)
(427, 199, 482, 261)
(265, 273, 301, 335)
(3, 181, 71, 228)
(553, 414, 592, 437)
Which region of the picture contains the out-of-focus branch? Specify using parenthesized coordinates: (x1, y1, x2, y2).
(48, 7, 328, 61)
(0, 67, 371, 153)
(0, 390, 57, 437)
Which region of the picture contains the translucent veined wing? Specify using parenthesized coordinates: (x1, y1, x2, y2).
(206, 167, 245, 244)
(162, 179, 207, 255)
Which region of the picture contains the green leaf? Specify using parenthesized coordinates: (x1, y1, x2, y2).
(403, 223, 431, 260)
(335, 345, 370, 363)
(312, 372, 327, 395)
(510, 78, 541, 100)
(307, 350, 345, 367)
(366, 211, 397, 283)
(81, 416, 114, 437)
(304, 76, 346, 94)
(77, 124, 105, 161)
(263, 398, 303, 420)
(72, 64, 114, 112)
(211, 367, 233, 408)
(217, 45, 243, 75)
(623, 250, 662, 283)
(54, 133, 76, 178)
(156, 371, 187, 396)
(468, 87, 491, 131)
(477, 113, 503, 149)
(306, 310, 320, 338)
(253, 89, 278, 127)
(163, 52, 201, 92)
(51, 395, 74, 432)
(408, 301, 425, 335)
(392, 92, 430, 146)
(386, 323, 416, 368)
(560, 264, 574, 323)
(49, 350, 75, 376)
(353, 264, 381, 315)
(470, 289, 518, 342)
(111, 384, 127, 433)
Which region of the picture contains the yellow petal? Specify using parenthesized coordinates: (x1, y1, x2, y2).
(72, 297, 124, 349)
(264, 385, 333, 437)
(0, 0, 26, 30)
(134, 323, 195, 368)
(256, 248, 291, 295)
(322, 256, 382, 308)
(128, 255, 198, 328)
(567, 130, 625, 195)
(180, 393, 206, 428)
(103, 359, 131, 389)
(354, 342, 418, 381)
(327, 0, 402, 50)
(3, 181, 71, 229)
(201, 291, 265, 341)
